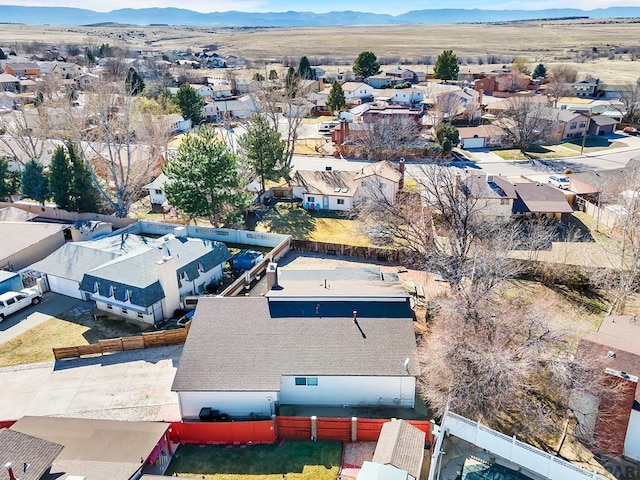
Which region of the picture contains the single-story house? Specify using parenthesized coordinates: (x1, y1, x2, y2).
(171, 296, 419, 420)
(458, 125, 505, 149)
(143, 173, 169, 210)
(78, 233, 231, 324)
(290, 161, 402, 211)
(0, 429, 64, 480)
(0, 222, 67, 272)
(512, 182, 573, 220)
(10, 416, 172, 480)
(366, 74, 394, 89)
(0, 72, 20, 92)
(460, 173, 517, 218)
(360, 419, 426, 480)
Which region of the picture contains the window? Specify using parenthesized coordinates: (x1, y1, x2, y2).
(106, 304, 113, 310)
(121, 308, 128, 314)
(154, 189, 163, 195)
(294, 377, 318, 386)
(569, 122, 577, 129)
(180, 272, 186, 280)
(337, 199, 345, 205)
(137, 313, 144, 319)
(307, 196, 315, 203)
(500, 199, 510, 205)
(579, 121, 586, 128)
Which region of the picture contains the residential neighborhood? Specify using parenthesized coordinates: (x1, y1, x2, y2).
(2, 11, 640, 480)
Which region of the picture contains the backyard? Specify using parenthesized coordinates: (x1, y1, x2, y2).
(165, 441, 342, 480)
(256, 203, 371, 246)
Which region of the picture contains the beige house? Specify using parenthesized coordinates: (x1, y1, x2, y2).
(0, 222, 66, 271)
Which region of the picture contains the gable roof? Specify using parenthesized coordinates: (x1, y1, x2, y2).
(143, 172, 168, 190)
(512, 183, 573, 214)
(591, 114, 618, 126)
(291, 170, 357, 197)
(372, 420, 426, 479)
(342, 82, 370, 93)
(172, 296, 418, 392)
(28, 242, 120, 282)
(0, 429, 64, 480)
(11, 416, 169, 480)
(353, 161, 402, 183)
(462, 174, 517, 200)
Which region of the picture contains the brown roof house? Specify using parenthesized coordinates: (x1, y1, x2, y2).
(460, 173, 517, 219)
(512, 182, 573, 220)
(10, 416, 173, 480)
(291, 161, 402, 211)
(0, 429, 64, 480)
(357, 419, 426, 480)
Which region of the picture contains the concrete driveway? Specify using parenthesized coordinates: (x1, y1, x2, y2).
(0, 292, 88, 343)
(0, 345, 181, 422)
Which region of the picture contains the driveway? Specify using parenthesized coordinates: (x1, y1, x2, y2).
(0, 345, 181, 422)
(0, 292, 89, 343)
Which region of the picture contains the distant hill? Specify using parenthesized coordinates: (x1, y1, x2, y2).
(0, 5, 639, 26)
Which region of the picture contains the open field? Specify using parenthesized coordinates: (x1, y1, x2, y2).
(3, 19, 640, 83)
(165, 441, 341, 480)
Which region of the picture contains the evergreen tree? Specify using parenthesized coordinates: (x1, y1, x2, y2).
(533, 63, 547, 79)
(0, 157, 12, 201)
(327, 81, 347, 113)
(21, 159, 49, 205)
(68, 142, 98, 212)
(0, 48, 6, 60)
(163, 126, 251, 226)
(125, 67, 145, 95)
(238, 114, 287, 193)
(285, 66, 298, 91)
(268, 69, 278, 81)
(434, 122, 460, 152)
(253, 72, 265, 81)
(298, 56, 313, 80)
(48, 146, 72, 210)
(174, 84, 204, 123)
(353, 51, 381, 79)
(84, 47, 96, 65)
(433, 50, 460, 81)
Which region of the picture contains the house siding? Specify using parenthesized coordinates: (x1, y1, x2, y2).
(178, 391, 279, 419)
(94, 298, 159, 324)
(279, 375, 415, 408)
(178, 264, 223, 296)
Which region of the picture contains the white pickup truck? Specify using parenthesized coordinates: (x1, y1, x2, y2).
(0, 288, 42, 321)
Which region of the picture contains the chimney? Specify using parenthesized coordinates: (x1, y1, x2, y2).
(398, 158, 405, 190)
(266, 262, 278, 290)
(5, 463, 16, 480)
(155, 255, 180, 320)
(486, 174, 494, 183)
(173, 226, 187, 238)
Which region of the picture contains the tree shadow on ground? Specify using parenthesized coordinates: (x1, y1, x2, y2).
(258, 204, 316, 239)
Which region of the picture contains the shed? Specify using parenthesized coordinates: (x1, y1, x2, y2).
(371, 420, 426, 480)
(0, 270, 23, 294)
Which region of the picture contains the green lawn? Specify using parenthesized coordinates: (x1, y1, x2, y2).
(165, 441, 342, 480)
(561, 136, 626, 153)
(256, 203, 372, 246)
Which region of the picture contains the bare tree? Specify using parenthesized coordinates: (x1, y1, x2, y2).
(494, 96, 556, 153)
(0, 101, 50, 166)
(499, 72, 529, 93)
(347, 115, 423, 162)
(613, 83, 640, 123)
(66, 79, 172, 217)
(433, 92, 465, 125)
(546, 64, 578, 107)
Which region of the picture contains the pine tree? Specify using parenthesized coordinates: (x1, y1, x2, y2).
(353, 51, 381, 79)
(433, 50, 460, 81)
(533, 63, 547, 79)
(125, 67, 145, 95)
(21, 159, 49, 205)
(174, 84, 204, 123)
(327, 81, 347, 113)
(48, 146, 72, 210)
(0, 157, 12, 201)
(68, 142, 98, 213)
(298, 56, 313, 80)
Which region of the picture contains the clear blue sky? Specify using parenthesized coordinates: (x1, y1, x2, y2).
(0, 0, 637, 13)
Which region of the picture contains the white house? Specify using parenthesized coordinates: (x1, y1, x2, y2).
(143, 173, 169, 208)
(290, 161, 402, 211)
(201, 101, 219, 121)
(388, 88, 424, 107)
(190, 83, 214, 98)
(341, 82, 375, 104)
(171, 296, 418, 419)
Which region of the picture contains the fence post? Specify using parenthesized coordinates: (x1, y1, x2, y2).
(351, 417, 358, 442)
(311, 416, 317, 441)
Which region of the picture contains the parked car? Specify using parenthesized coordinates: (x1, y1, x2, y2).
(548, 175, 570, 189)
(0, 288, 42, 321)
(623, 126, 638, 135)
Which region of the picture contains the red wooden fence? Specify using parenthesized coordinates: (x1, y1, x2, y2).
(275, 416, 312, 440)
(355, 418, 389, 441)
(317, 417, 352, 441)
(168, 421, 275, 445)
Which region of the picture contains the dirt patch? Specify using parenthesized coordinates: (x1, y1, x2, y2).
(57, 305, 151, 343)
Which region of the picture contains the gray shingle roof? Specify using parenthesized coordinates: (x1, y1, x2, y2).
(28, 243, 120, 282)
(0, 222, 65, 263)
(372, 420, 426, 479)
(172, 297, 418, 392)
(0, 429, 64, 480)
(79, 237, 231, 307)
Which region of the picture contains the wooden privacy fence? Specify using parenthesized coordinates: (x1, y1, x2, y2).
(52, 328, 188, 361)
(168, 421, 276, 445)
(291, 240, 402, 263)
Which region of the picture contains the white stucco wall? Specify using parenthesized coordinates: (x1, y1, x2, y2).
(179, 264, 223, 297)
(356, 176, 399, 205)
(94, 298, 158, 325)
(178, 391, 279, 419)
(326, 196, 353, 211)
(279, 375, 415, 408)
(624, 409, 640, 462)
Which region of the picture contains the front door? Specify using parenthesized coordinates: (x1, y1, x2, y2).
(322, 196, 329, 209)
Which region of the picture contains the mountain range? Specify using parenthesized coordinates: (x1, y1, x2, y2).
(0, 5, 639, 26)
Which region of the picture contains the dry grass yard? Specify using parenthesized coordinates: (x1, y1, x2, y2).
(3, 18, 640, 83)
